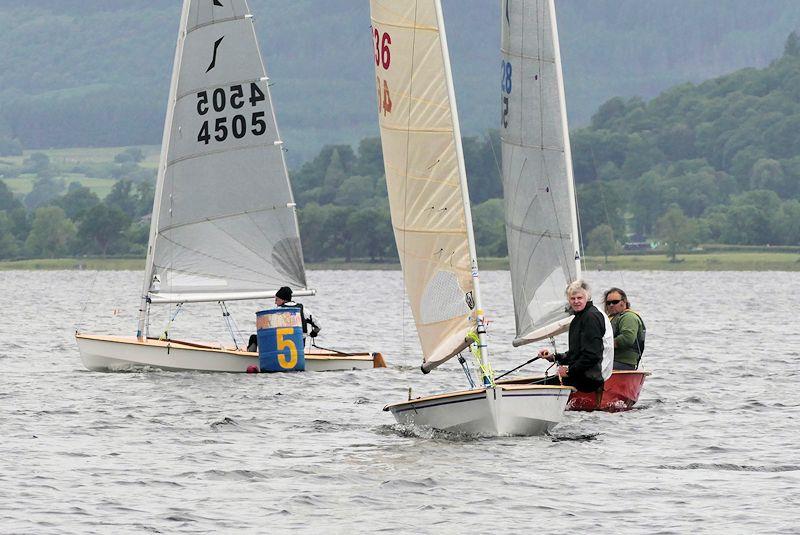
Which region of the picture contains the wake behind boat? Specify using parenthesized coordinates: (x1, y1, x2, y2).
(371, 0, 572, 437)
(76, 0, 385, 373)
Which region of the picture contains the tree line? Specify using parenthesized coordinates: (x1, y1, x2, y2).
(1, 35, 799, 262)
(577, 33, 800, 259)
(0, 149, 154, 259)
(2, 1, 799, 165)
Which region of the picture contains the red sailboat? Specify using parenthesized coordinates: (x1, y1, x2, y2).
(497, 369, 651, 412)
(566, 370, 651, 412)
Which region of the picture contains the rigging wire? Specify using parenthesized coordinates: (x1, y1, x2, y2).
(219, 301, 243, 349)
(588, 146, 628, 291)
(394, 3, 420, 372)
(74, 268, 102, 333)
(458, 353, 477, 389)
(159, 302, 184, 340)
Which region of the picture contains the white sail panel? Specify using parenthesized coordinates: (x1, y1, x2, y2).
(370, 0, 476, 366)
(501, 0, 581, 346)
(146, 0, 306, 299)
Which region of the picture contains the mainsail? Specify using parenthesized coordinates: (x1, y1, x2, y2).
(501, 0, 582, 346)
(369, 0, 480, 368)
(142, 0, 306, 306)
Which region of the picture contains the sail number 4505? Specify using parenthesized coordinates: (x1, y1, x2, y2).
(196, 82, 267, 145)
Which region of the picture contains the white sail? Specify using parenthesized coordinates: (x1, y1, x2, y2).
(501, 0, 582, 346)
(142, 0, 307, 305)
(369, 0, 481, 368)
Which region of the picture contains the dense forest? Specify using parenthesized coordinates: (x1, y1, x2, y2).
(1, 1, 799, 164)
(1, 34, 799, 262)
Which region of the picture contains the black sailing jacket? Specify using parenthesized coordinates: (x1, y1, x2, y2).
(555, 301, 606, 390)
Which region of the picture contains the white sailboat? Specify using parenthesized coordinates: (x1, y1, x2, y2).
(496, 0, 646, 412)
(76, 0, 385, 373)
(369, 0, 573, 436)
(501, 0, 582, 348)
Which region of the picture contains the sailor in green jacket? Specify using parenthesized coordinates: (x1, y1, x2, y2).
(603, 287, 646, 370)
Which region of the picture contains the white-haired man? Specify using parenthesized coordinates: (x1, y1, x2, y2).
(537, 280, 613, 392)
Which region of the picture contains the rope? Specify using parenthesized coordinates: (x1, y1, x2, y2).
(466, 331, 495, 387)
(74, 268, 102, 333)
(219, 301, 242, 349)
(159, 302, 184, 340)
(494, 355, 541, 381)
(309, 341, 351, 356)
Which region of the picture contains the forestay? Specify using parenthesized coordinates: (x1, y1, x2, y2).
(143, 0, 306, 305)
(500, 0, 581, 346)
(370, 0, 477, 367)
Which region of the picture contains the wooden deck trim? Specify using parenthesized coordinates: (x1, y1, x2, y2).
(384, 383, 574, 410)
(75, 333, 374, 361)
(496, 370, 652, 385)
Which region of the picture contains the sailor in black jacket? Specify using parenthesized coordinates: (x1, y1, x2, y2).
(274, 286, 321, 340)
(538, 280, 607, 393)
(247, 286, 321, 353)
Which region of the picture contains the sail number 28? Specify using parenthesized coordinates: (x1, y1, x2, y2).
(373, 28, 393, 116)
(501, 60, 513, 128)
(196, 82, 268, 145)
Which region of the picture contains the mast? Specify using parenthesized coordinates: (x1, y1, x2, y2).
(549, 0, 582, 276)
(137, 0, 190, 339)
(432, 0, 491, 383)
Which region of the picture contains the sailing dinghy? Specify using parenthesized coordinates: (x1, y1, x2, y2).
(370, 0, 572, 436)
(76, 0, 385, 373)
(566, 370, 651, 411)
(497, 0, 649, 411)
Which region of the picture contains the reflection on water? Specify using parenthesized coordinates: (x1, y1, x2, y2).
(0, 269, 798, 533)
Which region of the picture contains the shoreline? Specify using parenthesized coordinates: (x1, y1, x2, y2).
(1, 251, 798, 271)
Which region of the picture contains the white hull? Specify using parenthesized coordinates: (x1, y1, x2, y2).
(76, 334, 384, 373)
(384, 384, 573, 436)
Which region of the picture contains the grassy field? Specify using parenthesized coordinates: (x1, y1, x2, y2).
(1, 146, 160, 168)
(3, 175, 120, 198)
(1, 145, 160, 199)
(0, 258, 145, 270)
(2, 251, 799, 271)
(583, 252, 800, 271)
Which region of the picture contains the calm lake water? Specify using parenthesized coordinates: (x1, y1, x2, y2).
(1, 269, 798, 534)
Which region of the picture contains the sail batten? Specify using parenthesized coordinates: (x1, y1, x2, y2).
(501, 0, 582, 343)
(140, 0, 306, 306)
(165, 140, 280, 167)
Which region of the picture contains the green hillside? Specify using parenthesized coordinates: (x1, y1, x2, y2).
(1, 37, 799, 263)
(1, 1, 799, 164)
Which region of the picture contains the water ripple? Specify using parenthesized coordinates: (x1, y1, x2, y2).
(658, 463, 800, 473)
(3, 270, 798, 533)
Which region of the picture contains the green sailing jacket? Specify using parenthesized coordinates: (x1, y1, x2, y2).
(610, 310, 646, 367)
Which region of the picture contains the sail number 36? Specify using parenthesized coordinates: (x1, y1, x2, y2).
(373, 28, 393, 116)
(196, 82, 267, 145)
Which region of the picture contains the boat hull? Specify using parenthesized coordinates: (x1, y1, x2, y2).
(567, 370, 651, 412)
(76, 334, 385, 373)
(384, 384, 573, 436)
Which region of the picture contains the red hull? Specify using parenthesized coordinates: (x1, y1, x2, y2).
(567, 370, 651, 412)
